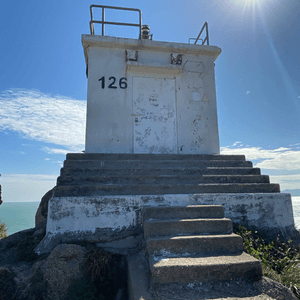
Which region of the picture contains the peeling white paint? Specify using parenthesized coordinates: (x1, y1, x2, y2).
(133, 77, 176, 153)
(47, 193, 295, 240)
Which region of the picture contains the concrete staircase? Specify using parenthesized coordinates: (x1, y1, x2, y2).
(143, 205, 262, 285)
(52, 153, 280, 298)
(55, 153, 280, 197)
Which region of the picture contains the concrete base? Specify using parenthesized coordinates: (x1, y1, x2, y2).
(36, 192, 297, 254)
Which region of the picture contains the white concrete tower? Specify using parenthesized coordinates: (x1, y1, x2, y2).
(82, 5, 221, 154)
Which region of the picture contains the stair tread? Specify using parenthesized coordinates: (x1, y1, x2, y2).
(149, 251, 262, 283)
(56, 183, 277, 187)
(59, 174, 267, 178)
(57, 174, 269, 184)
(144, 218, 232, 223)
(63, 161, 253, 168)
(60, 167, 262, 176)
(147, 233, 241, 240)
(54, 182, 280, 196)
(143, 205, 225, 220)
(67, 153, 246, 160)
(149, 252, 260, 268)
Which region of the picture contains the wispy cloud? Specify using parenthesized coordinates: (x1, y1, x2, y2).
(269, 174, 300, 191)
(41, 147, 70, 155)
(221, 143, 300, 190)
(221, 144, 300, 170)
(0, 89, 86, 151)
(1, 174, 57, 202)
(246, 91, 250, 95)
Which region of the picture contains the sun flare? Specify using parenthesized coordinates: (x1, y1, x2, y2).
(230, 0, 261, 8)
(227, 0, 264, 14)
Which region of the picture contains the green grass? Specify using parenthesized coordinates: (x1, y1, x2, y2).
(234, 224, 300, 299)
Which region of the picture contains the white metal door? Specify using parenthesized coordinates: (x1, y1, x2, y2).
(133, 77, 177, 154)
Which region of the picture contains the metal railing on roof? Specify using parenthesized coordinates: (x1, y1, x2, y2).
(89, 5, 142, 39)
(189, 22, 209, 45)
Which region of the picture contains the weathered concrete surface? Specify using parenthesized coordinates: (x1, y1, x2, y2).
(56, 153, 281, 197)
(82, 35, 221, 154)
(144, 218, 233, 237)
(47, 193, 294, 237)
(54, 183, 280, 197)
(66, 153, 245, 161)
(127, 252, 297, 300)
(143, 205, 225, 220)
(149, 253, 261, 284)
(144, 205, 260, 286)
(36, 192, 297, 255)
(146, 234, 243, 256)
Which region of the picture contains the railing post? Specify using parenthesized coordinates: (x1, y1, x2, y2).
(102, 7, 105, 36)
(90, 5, 94, 35)
(139, 11, 142, 39)
(206, 22, 209, 45)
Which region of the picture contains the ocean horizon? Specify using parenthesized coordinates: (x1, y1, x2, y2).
(1, 197, 300, 236)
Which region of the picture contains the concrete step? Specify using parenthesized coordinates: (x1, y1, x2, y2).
(56, 174, 270, 186)
(54, 183, 280, 197)
(60, 166, 262, 177)
(66, 153, 246, 161)
(63, 159, 253, 169)
(143, 205, 225, 220)
(146, 234, 244, 256)
(127, 253, 287, 300)
(144, 218, 233, 238)
(149, 252, 262, 284)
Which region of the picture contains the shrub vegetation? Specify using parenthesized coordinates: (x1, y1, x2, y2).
(0, 222, 7, 239)
(234, 224, 300, 299)
(67, 247, 127, 300)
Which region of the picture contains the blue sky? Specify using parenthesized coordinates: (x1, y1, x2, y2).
(0, 0, 300, 202)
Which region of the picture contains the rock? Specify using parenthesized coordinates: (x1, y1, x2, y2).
(255, 276, 298, 300)
(0, 228, 35, 253)
(35, 187, 55, 228)
(0, 182, 2, 205)
(34, 243, 87, 300)
(0, 267, 18, 300)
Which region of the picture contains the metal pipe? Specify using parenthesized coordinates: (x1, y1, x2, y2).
(89, 5, 94, 35)
(102, 7, 105, 36)
(91, 20, 141, 27)
(90, 4, 141, 13)
(206, 22, 209, 45)
(89, 4, 142, 38)
(139, 11, 142, 39)
(194, 22, 209, 45)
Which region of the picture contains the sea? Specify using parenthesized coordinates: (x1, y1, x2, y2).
(1, 198, 300, 236)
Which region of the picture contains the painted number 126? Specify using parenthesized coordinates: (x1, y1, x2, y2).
(98, 76, 127, 89)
